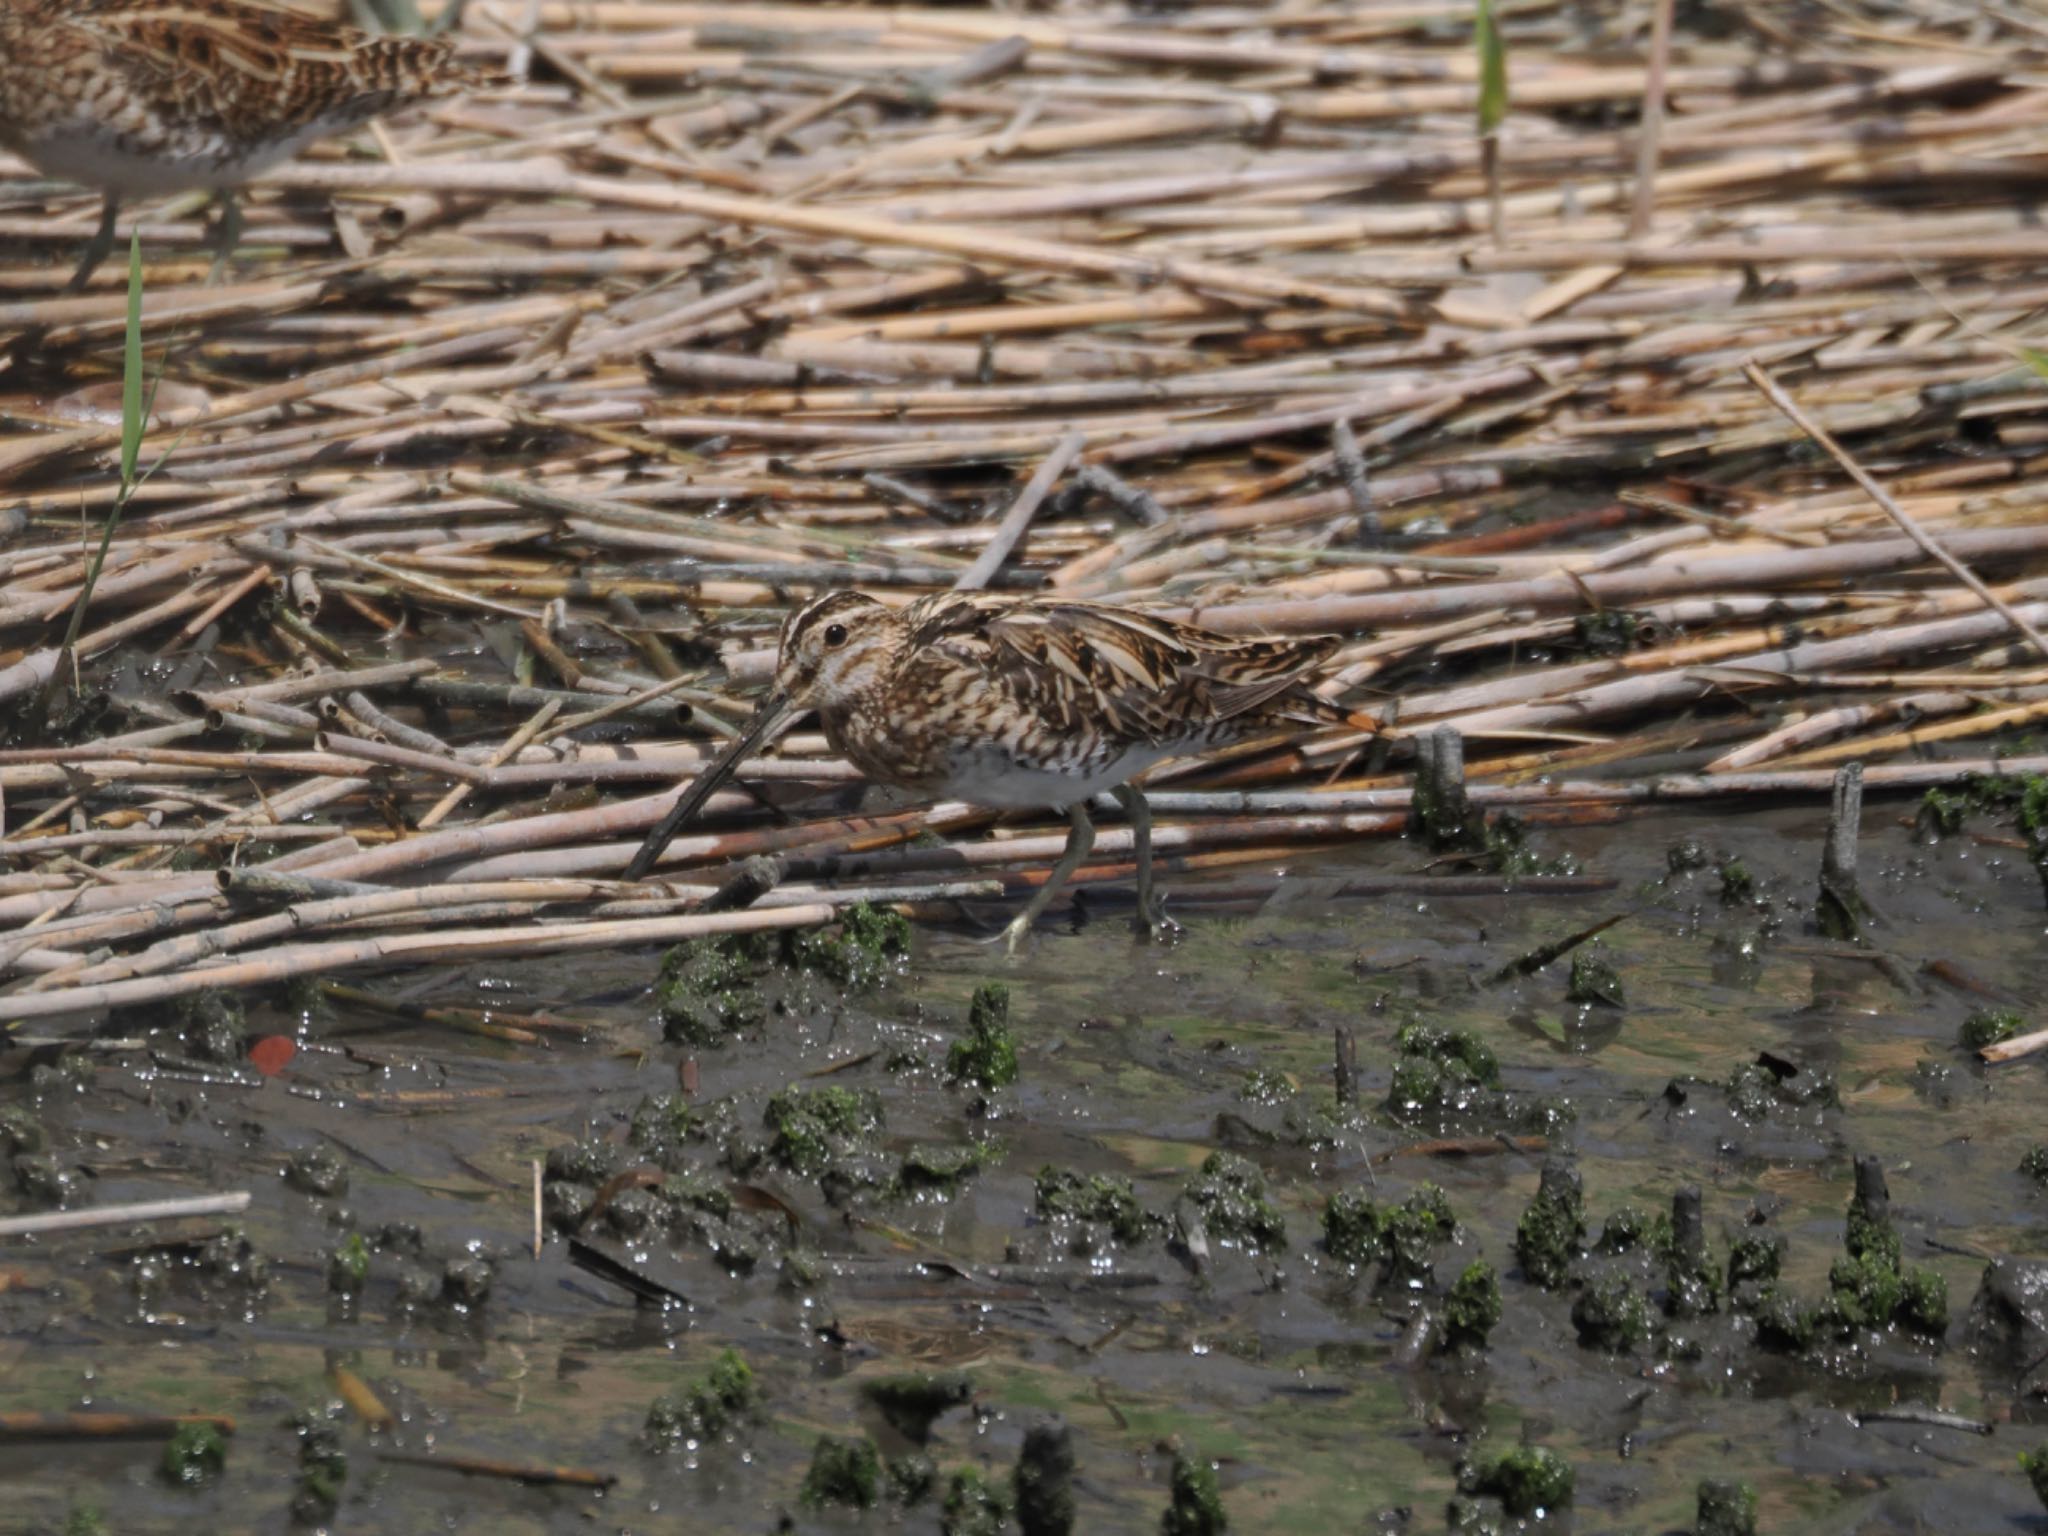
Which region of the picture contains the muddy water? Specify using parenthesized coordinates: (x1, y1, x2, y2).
(3, 799, 2045, 1534)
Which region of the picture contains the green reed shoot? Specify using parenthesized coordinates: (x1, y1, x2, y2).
(1476, 0, 1508, 244)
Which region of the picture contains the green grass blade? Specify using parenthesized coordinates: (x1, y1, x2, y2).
(1476, 0, 1508, 138)
(119, 233, 144, 488)
(50, 234, 149, 672)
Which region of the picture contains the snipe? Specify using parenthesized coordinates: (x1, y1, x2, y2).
(0, 0, 499, 290)
(625, 590, 1371, 953)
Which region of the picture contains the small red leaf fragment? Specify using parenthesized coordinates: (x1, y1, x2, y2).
(249, 1036, 296, 1077)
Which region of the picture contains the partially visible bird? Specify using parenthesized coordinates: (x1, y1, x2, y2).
(625, 590, 1373, 953)
(0, 0, 500, 290)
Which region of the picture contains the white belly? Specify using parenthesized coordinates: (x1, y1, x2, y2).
(930, 745, 1178, 809)
(20, 125, 321, 196)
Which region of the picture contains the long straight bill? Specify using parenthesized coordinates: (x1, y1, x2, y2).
(622, 693, 794, 880)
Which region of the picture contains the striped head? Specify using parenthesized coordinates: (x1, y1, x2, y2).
(773, 590, 904, 720)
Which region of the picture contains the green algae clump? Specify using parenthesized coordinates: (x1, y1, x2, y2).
(1823, 1158, 1944, 1335)
(785, 901, 911, 988)
(898, 1142, 989, 1197)
(1441, 1260, 1502, 1355)
(1161, 1449, 1227, 1535)
(1567, 950, 1625, 1008)
(1385, 1022, 1505, 1125)
(170, 989, 245, 1064)
(1892, 1264, 1949, 1336)
(326, 1233, 370, 1297)
(2021, 1145, 2048, 1187)
(802, 1436, 881, 1509)
(2021, 1447, 2048, 1514)
(763, 1084, 883, 1176)
(889, 1454, 938, 1506)
(1321, 1184, 1452, 1280)
(1321, 1188, 1385, 1265)
(1753, 1286, 1818, 1352)
(1697, 1478, 1759, 1536)
(1014, 1417, 1076, 1536)
(0, 1105, 46, 1157)
(941, 1467, 1012, 1536)
(1181, 1152, 1286, 1252)
(1467, 1445, 1574, 1518)
(1716, 857, 1757, 905)
(1036, 1167, 1158, 1247)
(1845, 1201, 1901, 1272)
(1572, 1273, 1652, 1352)
(628, 1091, 696, 1169)
(658, 904, 909, 1044)
(1513, 1163, 1585, 1290)
(655, 930, 773, 1045)
(1726, 1231, 1784, 1291)
(1960, 1008, 2025, 1051)
(646, 1348, 756, 1447)
(1394, 1022, 1499, 1084)
(161, 1423, 227, 1487)
(1597, 1204, 1673, 1258)
(948, 983, 1019, 1088)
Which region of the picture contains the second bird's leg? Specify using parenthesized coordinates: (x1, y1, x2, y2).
(1112, 784, 1180, 941)
(1001, 802, 1095, 956)
(207, 194, 243, 284)
(63, 195, 120, 293)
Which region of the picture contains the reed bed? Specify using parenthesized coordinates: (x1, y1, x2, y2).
(4, 0, 2048, 1021)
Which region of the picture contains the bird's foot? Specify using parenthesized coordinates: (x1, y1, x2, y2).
(1131, 904, 1182, 944)
(969, 913, 1036, 956)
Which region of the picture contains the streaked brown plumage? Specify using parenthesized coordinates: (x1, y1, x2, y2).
(626, 590, 1369, 952)
(0, 0, 498, 290)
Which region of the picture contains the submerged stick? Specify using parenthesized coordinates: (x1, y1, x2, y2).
(1486, 913, 1628, 985)
(376, 1448, 618, 1489)
(1978, 1025, 2048, 1065)
(0, 1192, 252, 1237)
(0, 1412, 236, 1439)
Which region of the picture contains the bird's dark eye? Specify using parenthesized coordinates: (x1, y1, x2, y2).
(823, 623, 848, 648)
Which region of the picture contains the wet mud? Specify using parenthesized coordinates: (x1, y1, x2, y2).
(3, 798, 2047, 1534)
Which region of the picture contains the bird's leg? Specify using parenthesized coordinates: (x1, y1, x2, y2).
(1112, 783, 1180, 941)
(1000, 802, 1094, 956)
(63, 195, 120, 293)
(206, 194, 243, 285)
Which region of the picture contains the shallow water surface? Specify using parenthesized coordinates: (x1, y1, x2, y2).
(2, 799, 2046, 1534)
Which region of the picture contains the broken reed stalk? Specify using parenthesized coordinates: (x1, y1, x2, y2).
(0, 1413, 238, 1439)
(1629, 0, 1678, 238)
(0, 1192, 252, 1237)
(0, 906, 837, 1023)
(1815, 762, 1869, 941)
(1743, 360, 2048, 664)
(956, 429, 1086, 590)
(374, 1448, 617, 1490)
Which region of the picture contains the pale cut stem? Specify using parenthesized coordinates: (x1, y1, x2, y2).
(0, 1191, 250, 1238)
(1628, 0, 1677, 238)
